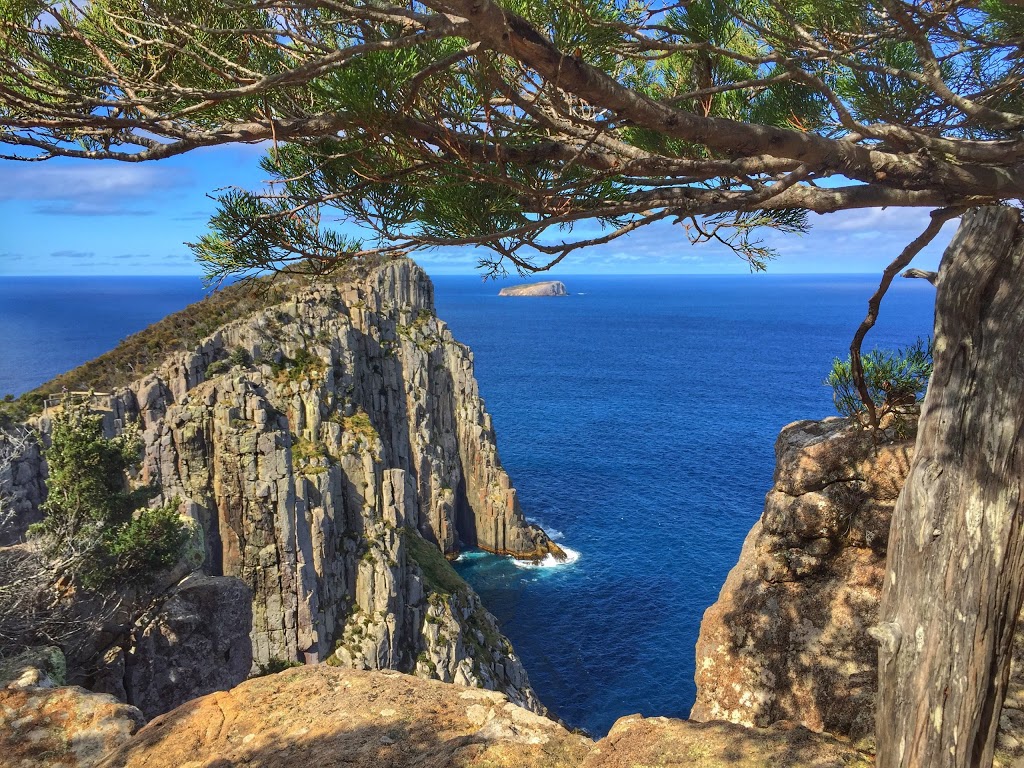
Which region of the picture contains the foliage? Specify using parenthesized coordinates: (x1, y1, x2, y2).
(826, 338, 933, 428)
(403, 527, 467, 597)
(29, 402, 189, 589)
(1, 0, 1021, 280)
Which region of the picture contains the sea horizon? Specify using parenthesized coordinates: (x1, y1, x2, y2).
(0, 270, 936, 734)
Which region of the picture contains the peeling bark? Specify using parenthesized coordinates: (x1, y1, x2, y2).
(877, 206, 1024, 768)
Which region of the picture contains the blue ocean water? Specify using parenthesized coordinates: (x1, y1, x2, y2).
(0, 272, 936, 736)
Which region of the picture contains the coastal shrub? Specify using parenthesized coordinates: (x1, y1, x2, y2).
(206, 359, 230, 377)
(29, 402, 190, 589)
(825, 338, 933, 428)
(230, 347, 252, 367)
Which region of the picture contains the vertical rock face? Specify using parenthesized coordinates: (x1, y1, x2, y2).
(4, 259, 555, 711)
(122, 574, 253, 720)
(692, 415, 1024, 764)
(691, 417, 913, 741)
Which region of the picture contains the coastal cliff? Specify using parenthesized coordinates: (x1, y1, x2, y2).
(691, 415, 1024, 764)
(3, 259, 561, 712)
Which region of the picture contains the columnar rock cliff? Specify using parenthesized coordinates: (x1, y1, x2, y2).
(5, 259, 560, 711)
(691, 415, 1024, 764)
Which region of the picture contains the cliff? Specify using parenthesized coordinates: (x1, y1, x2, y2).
(691, 415, 1024, 764)
(498, 280, 568, 297)
(3, 258, 561, 712)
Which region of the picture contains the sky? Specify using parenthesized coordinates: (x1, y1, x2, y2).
(0, 144, 959, 278)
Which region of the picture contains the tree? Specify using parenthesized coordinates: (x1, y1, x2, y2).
(1, 1, 1022, 765)
(31, 402, 190, 589)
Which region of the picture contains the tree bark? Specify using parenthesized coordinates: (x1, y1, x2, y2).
(876, 206, 1024, 768)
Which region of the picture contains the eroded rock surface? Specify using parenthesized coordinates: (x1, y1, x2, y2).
(691, 415, 1024, 765)
(583, 715, 870, 768)
(93, 665, 869, 768)
(0, 684, 143, 768)
(121, 574, 253, 719)
(691, 417, 910, 742)
(97, 666, 589, 768)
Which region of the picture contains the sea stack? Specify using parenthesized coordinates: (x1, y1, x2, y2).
(498, 281, 568, 297)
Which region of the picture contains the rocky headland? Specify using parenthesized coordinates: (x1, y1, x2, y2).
(497, 280, 568, 297)
(1, 258, 563, 716)
(691, 415, 1024, 766)
(6, 261, 1022, 768)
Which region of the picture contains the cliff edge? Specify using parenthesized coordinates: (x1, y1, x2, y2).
(691, 415, 1024, 764)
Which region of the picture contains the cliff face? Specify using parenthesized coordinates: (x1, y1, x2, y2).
(6, 259, 558, 711)
(692, 416, 1024, 763)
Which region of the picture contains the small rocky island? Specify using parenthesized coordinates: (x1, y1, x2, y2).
(498, 281, 568, 297)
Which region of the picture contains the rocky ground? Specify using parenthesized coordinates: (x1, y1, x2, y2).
(2, 665, 872, 768)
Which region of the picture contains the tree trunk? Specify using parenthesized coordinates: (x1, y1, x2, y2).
(876, 206, 1024, 768)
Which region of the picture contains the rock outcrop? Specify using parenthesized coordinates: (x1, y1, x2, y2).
(120, 574, 253, 720)
(498, 281, 568, 297)
(691, 417, 910, 742)
(0, 683, 144, 768)
(691, 415, 1024, 765)
(582, 716, 870, 768)
(92, 665, 868, 768)
(6, 259, 558, 710)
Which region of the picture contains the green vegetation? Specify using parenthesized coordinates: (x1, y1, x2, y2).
(251, 658, 303, 678)
(343, 408, 378, 443)
(403, 528, 467, 597)
(29, 402, 190, 589)
(826, 338, 933, 429)
(291, 434, 333, 473)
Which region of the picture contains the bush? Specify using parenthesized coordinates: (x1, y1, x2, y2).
(826, 338, 933, 427)
(29, 402, 189, 589)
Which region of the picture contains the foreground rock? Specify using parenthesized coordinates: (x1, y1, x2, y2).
(0, 684, 143, 768)
(120, 574, 253, 719)
(91, 665, 867, 768)
(691, 417, 910, 742)
(97, 666, 588, 768)
(498, 281, 568, 297)
(583, 716, 870, 768)
(691, 415, 1024, 765)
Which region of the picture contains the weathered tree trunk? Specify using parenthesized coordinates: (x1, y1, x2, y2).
(876, 206, 1024, 768)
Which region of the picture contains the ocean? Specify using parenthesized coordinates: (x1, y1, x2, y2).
(0, 272, 936, 735)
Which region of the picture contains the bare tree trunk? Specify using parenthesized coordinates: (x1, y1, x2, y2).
(876, 206, 1024, 768)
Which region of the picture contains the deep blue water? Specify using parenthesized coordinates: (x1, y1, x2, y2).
(0, 273, 936, 736)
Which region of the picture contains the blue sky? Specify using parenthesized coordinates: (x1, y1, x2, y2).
(0, 145, 958, 277)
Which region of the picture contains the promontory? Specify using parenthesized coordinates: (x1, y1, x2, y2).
(497, 281, 567, 297)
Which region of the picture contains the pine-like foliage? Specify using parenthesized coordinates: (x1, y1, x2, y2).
(30, 402, 189, 589)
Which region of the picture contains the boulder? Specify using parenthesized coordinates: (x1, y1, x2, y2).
(97, 666, 590, 768)
(583, 716, 871, 768)
(124, 574, 253, 719)
(0, 684, 143, 768)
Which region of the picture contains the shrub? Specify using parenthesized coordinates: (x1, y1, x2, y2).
(29, 402, 189, 589)
(826, 338, 933, 427)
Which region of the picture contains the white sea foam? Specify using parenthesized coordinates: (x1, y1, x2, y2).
(454, 550, 490, 563)
(525, 516, 565, 541)
(513, 545, 581, 569)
